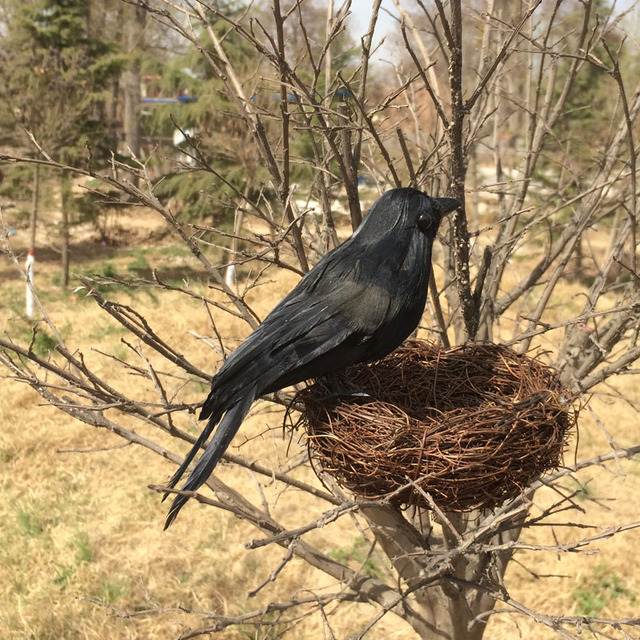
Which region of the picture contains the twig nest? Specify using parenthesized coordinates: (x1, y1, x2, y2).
(299, 340, 577, 512)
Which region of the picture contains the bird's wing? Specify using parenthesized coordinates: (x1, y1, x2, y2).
(206, 248, 395, 404)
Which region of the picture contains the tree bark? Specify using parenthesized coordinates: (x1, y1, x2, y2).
(29, 163, 40, 252)
(123, 4, 146, 172)
(59, 171, 71, 289)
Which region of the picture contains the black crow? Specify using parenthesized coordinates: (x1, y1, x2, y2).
(164, 187, 460, 527)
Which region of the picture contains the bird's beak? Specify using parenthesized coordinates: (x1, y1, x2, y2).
(435, 197, 462, 215)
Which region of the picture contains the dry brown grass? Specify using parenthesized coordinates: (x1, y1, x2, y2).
(1, 209, 639, 639)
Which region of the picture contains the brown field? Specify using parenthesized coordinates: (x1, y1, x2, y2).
(1, 204, 639, 640)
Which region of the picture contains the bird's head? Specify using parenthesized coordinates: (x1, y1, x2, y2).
(352, 187, 461, 244)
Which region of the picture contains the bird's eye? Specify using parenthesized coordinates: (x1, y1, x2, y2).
(417, 215, 433, 232)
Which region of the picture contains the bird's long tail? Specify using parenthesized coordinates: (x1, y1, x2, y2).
(164, 393, 255, 529)
(163, 409, 223, 498)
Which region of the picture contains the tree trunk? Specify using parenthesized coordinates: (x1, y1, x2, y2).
(123, 4, 146, 176)
(361, 505, 526, 640)
(60, 171, 71, 289)
(29, 163, 40, 252)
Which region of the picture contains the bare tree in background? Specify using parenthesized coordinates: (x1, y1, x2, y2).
(1, 0, 640, 638)
(0, 0, 123, 286)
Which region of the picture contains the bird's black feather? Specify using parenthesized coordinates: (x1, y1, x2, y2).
(164, 187, 460, 527)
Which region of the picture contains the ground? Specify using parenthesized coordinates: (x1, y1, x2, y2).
(0, 197, 639, 639)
